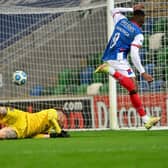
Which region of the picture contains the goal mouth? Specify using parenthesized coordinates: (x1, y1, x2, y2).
(0, 0, 168, 130)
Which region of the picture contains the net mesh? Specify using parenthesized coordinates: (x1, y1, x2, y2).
(0, 0, 167, 129)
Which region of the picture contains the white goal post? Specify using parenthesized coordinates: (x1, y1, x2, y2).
(107, 0, 118, 130)
(0, 0, 168, 130)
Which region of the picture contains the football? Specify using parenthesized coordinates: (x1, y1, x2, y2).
(12, 70, 27, 85)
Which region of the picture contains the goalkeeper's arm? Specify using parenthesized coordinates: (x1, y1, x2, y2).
(48, 109, 70, 138)
(49, 130, 70, 138)
(49, 118, 70, 138)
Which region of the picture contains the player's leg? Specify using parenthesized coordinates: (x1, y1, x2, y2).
(32, 134, 50, 139)
(96, 63, 146, 115)
(95, 61, 160, 129)
(127, 77, 160, 129)
(95, 61, 139, 92)
(0, 127, 18, 139)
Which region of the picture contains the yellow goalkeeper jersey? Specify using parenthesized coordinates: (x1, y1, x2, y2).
(0, 108, 62, 138)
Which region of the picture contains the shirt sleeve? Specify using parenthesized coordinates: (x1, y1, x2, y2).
(111, 8, 133, 24)
(50, 118, 62, 134)
(130, 34, 145, 74)
(131, 34, 144, 48)
(48, 109, 62, 134)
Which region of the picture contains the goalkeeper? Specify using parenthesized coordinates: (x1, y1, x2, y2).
(0, 106, 70, 139)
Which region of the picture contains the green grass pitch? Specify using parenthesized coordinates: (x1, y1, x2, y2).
(0, 130, 168, 168)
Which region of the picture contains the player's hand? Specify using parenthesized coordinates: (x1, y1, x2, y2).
(133, 4, 144, 11)
(60, 130, 70, 137)
(50, 130, 70, 138)
(141, 72, 153, 83)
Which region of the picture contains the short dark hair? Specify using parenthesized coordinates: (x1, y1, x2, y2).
(133, 10, 145, 17)
(53, 107, 65, 113)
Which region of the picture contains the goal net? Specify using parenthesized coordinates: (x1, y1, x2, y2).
(0, 0, 167, 130)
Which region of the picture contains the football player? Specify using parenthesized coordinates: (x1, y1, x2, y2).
(0, 106, 69, 139)
(95, 4, 160, 129)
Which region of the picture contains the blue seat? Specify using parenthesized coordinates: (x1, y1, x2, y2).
(80, 67, 94, 84)
(139, 81, 149, 92)
(139, 48, 147, 62)
(143, 18, 154, 34)
(145, 63, 155, 75)
(30, 85, 43, 96)
(149, 80, 165, 91)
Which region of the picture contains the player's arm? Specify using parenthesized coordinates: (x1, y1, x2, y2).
(50, 118, 62, 134)
(49, 119, 70, 138)
(111, 4, 144, 24)
(47, 109, 70, 138)
(130, 34, 153, 82)
(111, 7, 133, 24)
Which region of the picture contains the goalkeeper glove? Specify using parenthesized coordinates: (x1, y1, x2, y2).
(50, 130, 70, 138)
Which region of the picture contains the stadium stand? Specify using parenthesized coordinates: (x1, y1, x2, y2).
(0, 0, 167, 97)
